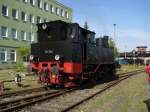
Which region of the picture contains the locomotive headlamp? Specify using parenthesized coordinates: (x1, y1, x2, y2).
(55, 55, 60, 61)
(42, 24, 47, 30)
(30, 55, 34, 60)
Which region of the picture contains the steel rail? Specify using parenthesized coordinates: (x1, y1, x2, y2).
(61, 70, 144, 112)
(0, 86, 46, 98)
(0, 88, 76, 112)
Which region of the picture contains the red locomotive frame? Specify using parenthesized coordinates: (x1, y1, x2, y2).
(31, 61, 84, 87)
(31, 61, 102, 87)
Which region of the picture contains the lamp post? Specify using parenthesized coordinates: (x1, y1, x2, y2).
(113, 24, 116, 41)
(124, 45, 127, 59)
(132, 49, 136, 65)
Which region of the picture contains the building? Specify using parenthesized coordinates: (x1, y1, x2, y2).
(119, 46, 150, 65)
(0, 0, 72, 68)
(136, 46, 147, 54)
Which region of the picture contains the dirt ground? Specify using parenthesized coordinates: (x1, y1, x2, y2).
(75, 73, 149, 112)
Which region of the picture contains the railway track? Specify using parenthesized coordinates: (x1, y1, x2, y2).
(62, 70, 144, 112)
(0, 87, 47, 99)
(26, 70, 144, 112)
(0, 88, 76, 112)
(117, 69, 144, 77)
(0, 70, 144, 112)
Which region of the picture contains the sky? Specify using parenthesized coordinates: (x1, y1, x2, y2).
(57, 0, 150, 52)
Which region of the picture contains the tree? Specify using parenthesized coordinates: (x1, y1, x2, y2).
(17, 47, 30, 61)
(16, 47, 30, 72)
(108, 38, 119, 58)
(84, 21, 89, 30)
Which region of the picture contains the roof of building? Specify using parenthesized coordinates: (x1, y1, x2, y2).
(51, 0, 72, 11)
(136, 46, 147, 48)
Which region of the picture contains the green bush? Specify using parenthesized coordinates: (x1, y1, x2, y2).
(15, 62, 25, 72)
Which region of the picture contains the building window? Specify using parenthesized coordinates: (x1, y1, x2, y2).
(65, 11, 69, 19)
(30, 0, 35, 6)
(44, 2, 48, 11)
(37, 0, 40, 8)
(21, 12, 27, 22)
(0, 49, 7, 62)
(29, 14, 32, 23)
(23, 0, 28, 3)
(43, 18, 47, 23)
(56, 7, 60, 15)
(32, 16, 35, 23)
(21, 31, 26, 40)
(40, 18, 42, 23)
(50, 5, 54, 13)
(1, 26, 8, 38)
(29, 14, 34, 23)
(2, 6, 8, 17)
(29, 32, 34, 42)
(12, 9, 18, 19)
(37, 0, 42, 9)
(60, 9, 64, 17)
(12, 29, 17, 39)
(37, 16, 40, 23)
(9, 50, 16, 62)
(37, 16, 42, 23)
(46, 19, 49, 22)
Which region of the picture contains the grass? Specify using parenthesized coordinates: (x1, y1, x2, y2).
(76, 72, 148, 112)
(0, 69, 42, 92)
(117, 64, 144, 74)
(4, 76, 42, 92)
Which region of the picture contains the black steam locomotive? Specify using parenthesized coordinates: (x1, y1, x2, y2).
(30, 20, 116, 87)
